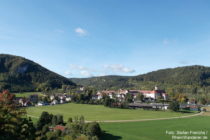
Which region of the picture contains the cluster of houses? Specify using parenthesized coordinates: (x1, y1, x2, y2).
(95, 86, 168, 101)
(17, 94, 72, 107)
(16, 86, 168, 107)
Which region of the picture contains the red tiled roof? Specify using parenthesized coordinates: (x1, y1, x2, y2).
(98, 89, 166, 95)
(129, 90, 165, 94)
(54, 125, 65, 131)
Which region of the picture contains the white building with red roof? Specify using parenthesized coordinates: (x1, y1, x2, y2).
(96, 86, 168, 101)
(128, 86, 168, 100)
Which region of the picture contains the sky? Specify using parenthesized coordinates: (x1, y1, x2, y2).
(0, 0, 210, 78)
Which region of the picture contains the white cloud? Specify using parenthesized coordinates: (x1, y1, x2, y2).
(80, 70, 93, 77)
(65, 64, 135, 78)
(67, 64, 94, 77)
(104, 64, 135, 73)
(64, 70, 71, 77)
(70, 64, 89, 71)
(75, 27, 87, 36)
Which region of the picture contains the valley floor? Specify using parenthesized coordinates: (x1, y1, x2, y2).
(26, 103, 208, 140)
(26, 103, 196, 122)
(100, 106, 210, 140)
(100, 116, 210, 140)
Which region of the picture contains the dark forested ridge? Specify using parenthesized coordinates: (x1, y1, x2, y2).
(0, 54, 76, 92)
(71, 75, 133, 90)
(1, 53, 210, 94)
(71, 65, 210, 94)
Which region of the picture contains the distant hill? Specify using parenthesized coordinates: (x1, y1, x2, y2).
(71, 65, 210, 94)
(0, 54, 76, 92)
(134, 65, 210, 86)
(71, 75, 133, 90)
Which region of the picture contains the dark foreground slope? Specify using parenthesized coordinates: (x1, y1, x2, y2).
(0, 54, 76, 92)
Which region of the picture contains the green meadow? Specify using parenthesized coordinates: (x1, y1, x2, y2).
(100, 116, 210, 140)
(27, 103, 194, 121)
(26, 103, 207, 140)
(14, 92, 43, 98)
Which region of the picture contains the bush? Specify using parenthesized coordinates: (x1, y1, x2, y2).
(37, 112, 53, 130)
(75, 135, 89, 140)
(169, 101, 180, 112)
(64, 135, 74, 140)
(84, 122, 101, 137)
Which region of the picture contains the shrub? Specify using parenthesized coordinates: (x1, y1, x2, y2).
(85, 122, 101, 137)
(169, 101, 180, 112)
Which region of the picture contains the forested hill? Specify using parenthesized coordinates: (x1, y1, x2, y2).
(0, 54, 76, 92)
(71, 75, 133, 90)
(134, 65, 210, 85)
(71, 65, 210, 93)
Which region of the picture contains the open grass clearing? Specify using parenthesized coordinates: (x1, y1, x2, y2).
(27, 103, 197, 122)
(14, 92, 43, 98)
(100, 116, 210, 140)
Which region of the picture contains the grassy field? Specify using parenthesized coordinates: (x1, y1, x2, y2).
(14, 92, 43, 97)
(100, 116, 210, 140)
(27, 103, 195, 121)
(26, 103, 207, 140)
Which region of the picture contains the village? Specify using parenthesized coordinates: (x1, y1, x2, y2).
(15, 86, 201, 111)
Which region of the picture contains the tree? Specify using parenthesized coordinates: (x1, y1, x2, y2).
(57, 114, 64, 125)
(200, 97, 207, 105)
(64, 135, 74, 140)
(42, 124, 49, 135)
(169, 101, 180, 112)
(173, 94, 188, 103)
(19, 117, 36, 139)
(0, 90, 36, 140)
(37, 111, 53, 130)
(103, 96, 115, 107)
(84, 122, 101, 137)
(125, 94, 133, 103)
(136, 93, 144, 102)
(75, 135, 89, 140)
(52, 115, 58, 126)
(66, 116, 85, 138)
(46, 131, 61, 140)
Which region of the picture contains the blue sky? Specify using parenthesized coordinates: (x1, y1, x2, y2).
(0, 0, 210, 78)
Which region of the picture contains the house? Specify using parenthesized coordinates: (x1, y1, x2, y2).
(50, 95, 55, 101)
(129, 103, 169, 110)
(51, 100, 58, 105)
(18, 98, 25, 106)
(96, 89, 129, 100)
(18, 98, 32, 107)
(96, 86, 168, 101)
(96, 90, 116, 99)
(65, 97, 71, 102)
(92, 95, 98, 100)
(128, 87, 168, 101)
(29, 94, 38, 103)
(53, 125, 65, 131)
(180, 104, 200, 111)
(60, 99, 64, 104)
(37, 101, 44, 106)
(59, 95, 65, 100)
(80, 86, 84, 91)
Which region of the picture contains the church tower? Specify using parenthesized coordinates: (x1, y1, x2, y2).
(154, 86, 158, 90)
